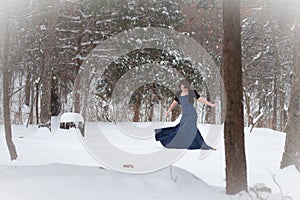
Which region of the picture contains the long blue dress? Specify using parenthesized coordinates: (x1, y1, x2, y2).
(155, 93, 212, 150)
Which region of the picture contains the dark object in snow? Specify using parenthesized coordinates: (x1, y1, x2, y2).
(59, 112, 85, 137)
(123, 164, 134, 169)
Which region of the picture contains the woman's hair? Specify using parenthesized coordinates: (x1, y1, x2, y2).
(176, 79, 197, 103)
(179, 79, 190, 89)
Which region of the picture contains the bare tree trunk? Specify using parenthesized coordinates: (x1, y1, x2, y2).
(257, 47, 266, 128)
(242, 87, 251, 127)
(257, 91, 264, 128)
(81, 71, 94, 122)
(281, 23, 300, 171)
(25, 66, 31, 107)
(160, 98, 165, 121)
(27, 86, 35, 125)
(133, 98, 141, 122)
(280, 92, 287, 132)
(207, 68, 218, 124)
(17, 73, 23, 124)
(51, 77, 60, 116)
(26, 87, 35, 127)
(40, 1, 58, 128)
(270, 10, 281, 131)
(131, 87, 143, 122)
(2, 0, 18, 160)
(73, 74, 81, 113)
(72, 9, 87, 115)
(31, 84, 35, 123)
(35, 81, 39, 125)
(272, 77, 278, 130)
(143, 101, 148, 122)
(205, 84, 211, 123)
(220, 81, 226, 123)
(148, 103, 154, 122)
(222, 0, 248, 194)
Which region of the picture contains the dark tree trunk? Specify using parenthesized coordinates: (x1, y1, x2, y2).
(2, 0, 18, 160)
(51, 77, 61, 116)
(148, 104, 154, 122)
(281, 24, 300, 171)
(160, 98, 165, 122)
(133, 95, 142, 122)
(220, 80, 226, 123)
(280, 92, 287, 132)
(205, 84, 211, 123)
(28, 89, 34, 125)
(222, 0, 248, 194)
(72, 8, 87, 115)
(35, 81, 39, 125)
(257, 48, 266, 128)
(24, 66, 31, 107)
(73, 74, 81, 113)
(257, 92, 264, 128)
(243, 89, 251, 127)
(272, 77, 278, 130)
(40, 1, 58, 128)
(26, 87, 35, 126)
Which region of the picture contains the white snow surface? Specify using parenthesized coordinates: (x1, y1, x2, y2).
(0, 122, 299, 200)
(60, 112, 84, 123)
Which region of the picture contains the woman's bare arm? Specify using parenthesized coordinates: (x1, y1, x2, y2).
(166, 100, 178, 116)
(197, 97, 217, 107)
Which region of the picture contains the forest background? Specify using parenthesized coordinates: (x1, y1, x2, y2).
(0, 0, 297, 132)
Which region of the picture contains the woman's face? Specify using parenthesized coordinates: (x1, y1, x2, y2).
(180, 84, 189, 92)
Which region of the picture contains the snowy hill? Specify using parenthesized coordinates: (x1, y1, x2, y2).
(0, 123, 299, 200)
(0, 164, 228, 200)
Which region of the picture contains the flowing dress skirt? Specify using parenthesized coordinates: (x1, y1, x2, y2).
(155, 95, 212, 150)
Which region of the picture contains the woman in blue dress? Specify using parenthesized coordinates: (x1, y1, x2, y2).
(155, 79, 217, 150)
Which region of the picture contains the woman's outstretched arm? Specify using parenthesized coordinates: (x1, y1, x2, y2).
(166, 100, 178, 116)
(197, 97, 217, 107)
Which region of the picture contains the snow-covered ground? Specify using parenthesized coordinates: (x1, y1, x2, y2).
(0, 122, 299, 200)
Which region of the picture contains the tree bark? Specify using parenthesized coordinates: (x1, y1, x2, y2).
(25, 65, 31, 107)
(29, 85, 35, 124)
(279, 91, 287, 132)
(160, 98, 166, 122)
(281, 23, 300, 171)
(17, 73, 23, 124)
(244, 89, 251, 127)
(51, 77, 60, 116)
(222, 0, 248, 194)
(133, 94, 142, 122)
(35, 81, 39, 124)
(26, 87, 35, 127)
(73, 73, 81, 113)
(148, 103, 154, 122)
(272, 76, 278, 130)
(2, 0, 18, 160)
(205, 83, 212, 123)
(40, 1, 58, 128)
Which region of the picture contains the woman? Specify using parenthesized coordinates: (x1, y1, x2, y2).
(155, 79, 217, 150)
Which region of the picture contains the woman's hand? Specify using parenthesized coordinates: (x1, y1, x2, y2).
(166, 110, 171, 116)
(211, 103, 218, 107)
(166, 100, 178, 116)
